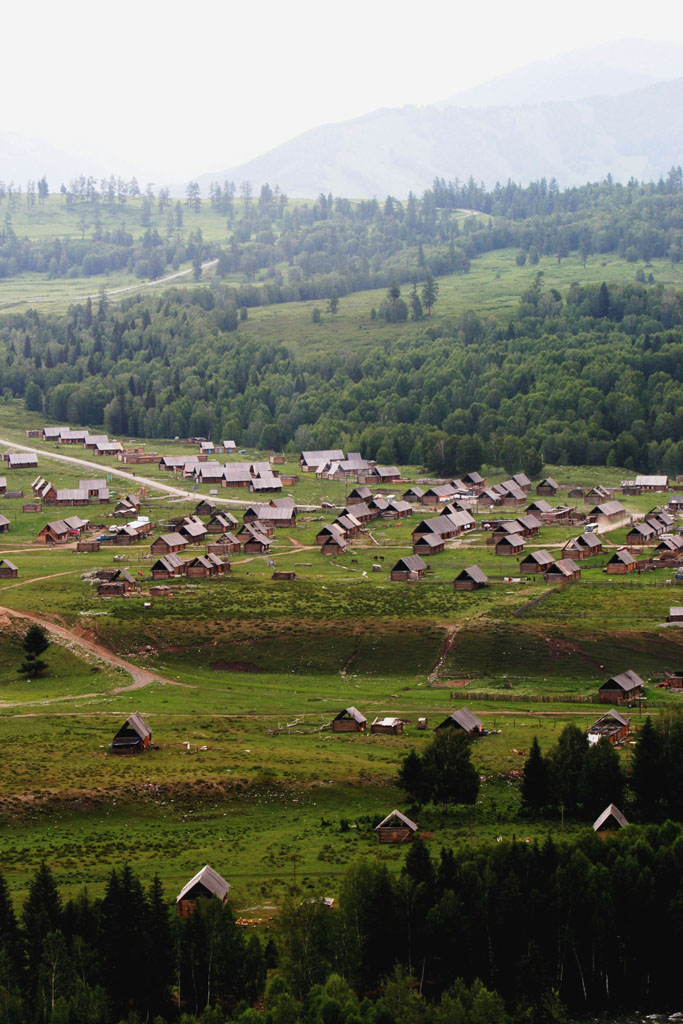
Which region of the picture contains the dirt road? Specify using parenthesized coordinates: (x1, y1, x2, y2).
(0, 602, 185, 707)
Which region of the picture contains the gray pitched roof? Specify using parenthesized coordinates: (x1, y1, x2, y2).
(176, 864, 231, 903)
(335, 706, 367, 724)
(375, 809, 418, 832)
(456, 565, 488, 584)
(393, 555, 426, 572)
(593, 804, 629, 831)
(601, 669, 644, 693)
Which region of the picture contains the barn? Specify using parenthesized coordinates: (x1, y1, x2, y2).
(176, 865, 231, 917)
(332, 707, 367, 733)
(375, 810, 418, 844)
(111, 712, 152, 754)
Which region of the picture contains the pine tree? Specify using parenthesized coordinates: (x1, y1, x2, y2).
(631, 716, 663, 821)
(578, 737, 626, 820)
(521, 736, 551, 815)
(398, 749, 430, 808)
(18, 624, 50, 677)
(22, 862, 62, 981)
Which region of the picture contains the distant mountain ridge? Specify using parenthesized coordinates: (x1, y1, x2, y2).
(193, 76, 683, 198)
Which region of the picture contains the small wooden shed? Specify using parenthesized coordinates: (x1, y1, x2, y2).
(536, 477, 560, 496)
(0, 515, 9, 533)
(332, 706, 367, 733)
(176, 864, 230, 917)
(0, 559, 18, 579)
(370, 717, 403, 735)
(150, 532, 188, 555)
(112, 712, 152, 754)
(375, 810, 418, 844)
(667, 607, 683, 623)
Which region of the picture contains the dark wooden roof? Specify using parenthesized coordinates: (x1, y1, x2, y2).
(392, 555, 426, 573)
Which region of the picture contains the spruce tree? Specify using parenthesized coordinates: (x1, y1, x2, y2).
(631, 716, 663, 821)
(17, 624, 50, 678)
(521, 736, 551, 815)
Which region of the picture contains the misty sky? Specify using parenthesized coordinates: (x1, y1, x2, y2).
(3, 0, 683, 182)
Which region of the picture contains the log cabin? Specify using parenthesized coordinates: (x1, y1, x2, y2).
(111, 712, 151, 754)
(176, 865, 230, 917)
(375, 810, 418, 843)
(598, 670, 644, 704)
(332, 707, 367, 733)
(436, 708, 483, 734)
(454, 565, 488, 591)
(587, 710, 630, 745)
(390, 555, 426, 581)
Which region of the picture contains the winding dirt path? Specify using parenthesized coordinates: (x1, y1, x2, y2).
(0, 602, 187, 708)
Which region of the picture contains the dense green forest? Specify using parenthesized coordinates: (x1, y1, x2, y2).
(3, 819, 683, 1024)
(1, 170, 683, 288)
(2, 273, 683, 473)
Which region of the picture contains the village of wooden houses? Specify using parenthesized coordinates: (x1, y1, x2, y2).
(1, 419, 683, 923)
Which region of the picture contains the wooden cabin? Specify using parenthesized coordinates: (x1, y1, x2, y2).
(390, 555, 426, 581)
(587, 710, 630, 745)
(208, 532, 241, 555)
(98, 570, 135, 596)
(589, 500, 626, 525)
(462, 471, 485, 490)
(77, 540, 100, 553)
(0, 559, 18, 579)
(332, 707, 367, 733)
(605, 548, 637, 574)
(370, 717, 403, 735)
(667, 607, 683, 623)
(563, 533, 603, 559)
(207, 512, 239, 533)
(185, 554, 226, 578)
(241, 525, 272, 554)
(536, 477, 560, 496)
(37, 520, 72, 544)
(320, 532, 348, 555)
(195, 498, 217, 517)
(150, 532, 188, 555)
(375, 810, 418, 844)
(495, 534, 524, 557)
(151, 553, 185, 579)
(544, 558, 581, 582)
(402, 486, 424, 502)
(176, 865, 231, 917)
(421, 484, 458, 506)
(598, 670, 644, 705)
(271, 570, 296, 581)
(625, 523, 657, 548)
(346, 485, 372, 504)
(454, 565, 488, 591)
(520, 549, 555, 574)
(593, 804, 629, 833)
(243, 504, 295, 529)
(436, 708, 484, 735)
(413, 533, 445, 556)
(111, 712, 151, 754)
(0, 515, 9, 533)
(178, 516, 208, 543)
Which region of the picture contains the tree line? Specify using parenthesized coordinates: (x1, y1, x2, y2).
(3, 273, 683, 474)
(4, 821, 683, 1023)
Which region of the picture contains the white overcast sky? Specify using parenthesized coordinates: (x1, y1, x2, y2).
(3, 0, 683, 182)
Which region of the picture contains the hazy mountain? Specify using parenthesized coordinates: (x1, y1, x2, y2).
(193, 76, 683, 198)
(441, 38, 683, 108)
(0, 130, 112, 188)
